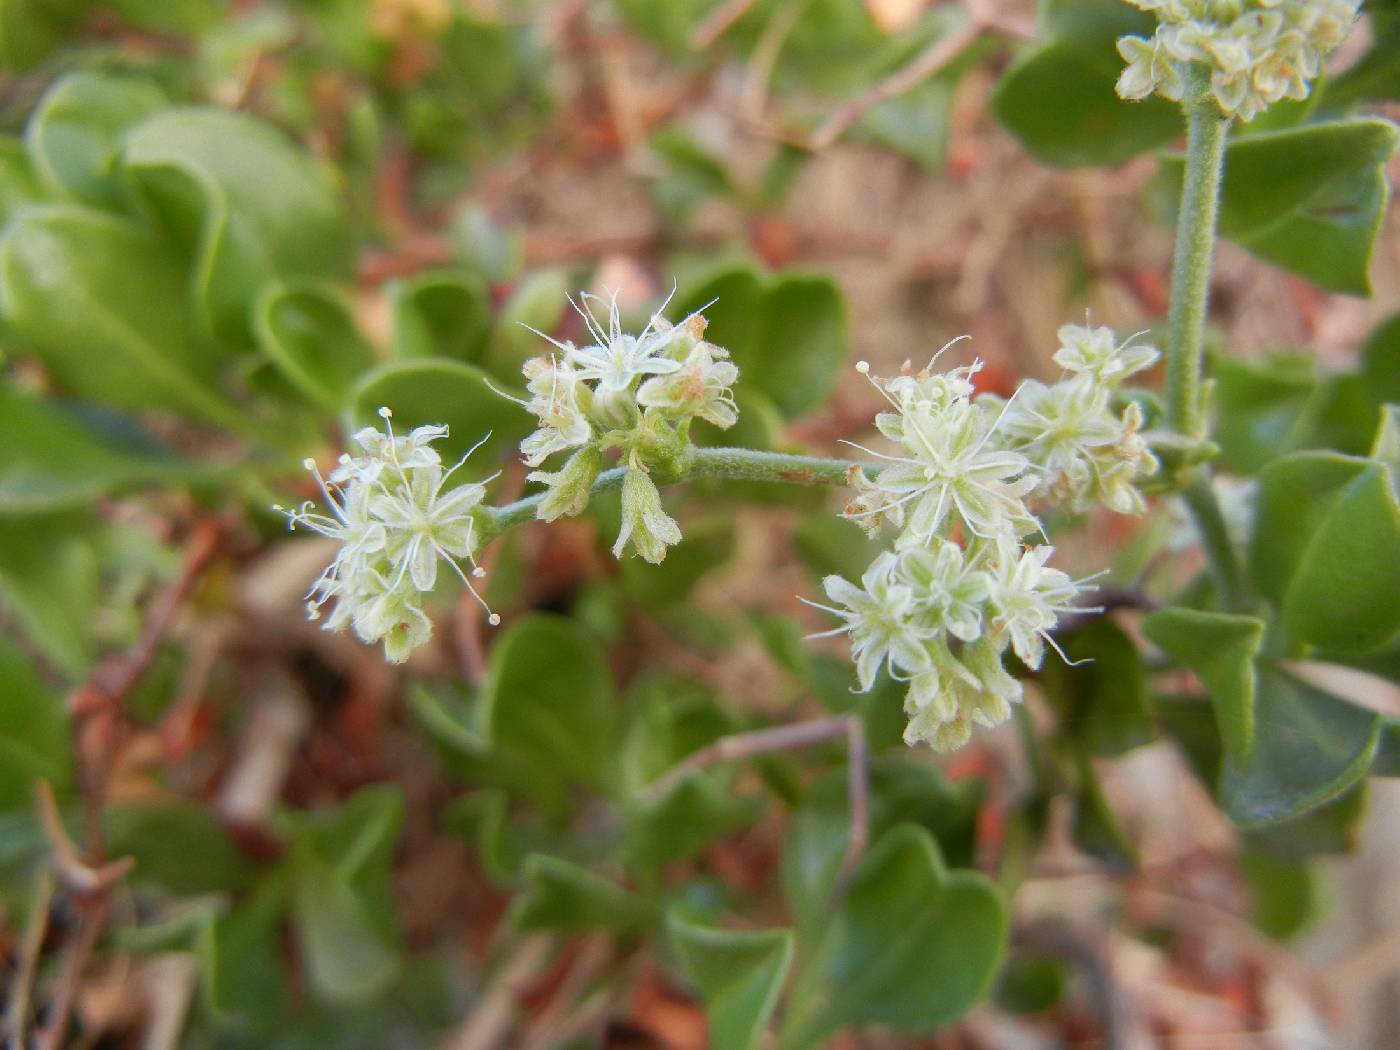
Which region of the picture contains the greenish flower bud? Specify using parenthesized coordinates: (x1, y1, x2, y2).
(613, 466, 682, 564)
(529, 445, 605, 522)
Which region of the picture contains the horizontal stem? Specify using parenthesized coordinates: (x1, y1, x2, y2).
(478, 447, 862, 542)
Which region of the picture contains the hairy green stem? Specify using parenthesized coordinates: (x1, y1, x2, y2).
(1166, 67, 1246, 608)
(1166, 68, 1229, 439)
(478, 447, 861, 541)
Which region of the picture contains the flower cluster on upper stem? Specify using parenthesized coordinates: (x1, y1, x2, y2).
(1116, 0, 1359, 121)
(508, 290, 739, 563)
(811, 325, 1160, 752)
(277, 409, 498, 663)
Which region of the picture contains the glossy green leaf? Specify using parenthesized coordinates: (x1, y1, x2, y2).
(484, 267, 569, 377)
(284, 785, 404, 1004)
(667, 913, 794, 1050)
(25, 72, 166, 208)
(0, 205, 242, 426)
(1281, 463, 1400, 652)
(123, 107, 351, 340)
(1040, 618, 1153, 756)
(511, 854, 651, 933)
(389, 269, 491, 362)
(346, 357, 531, 466)
(1221, 665, 1381, 827)
(992, 0, 1179, 167)
(675, 264, 847, 418)
(1159, 120, 1400, 295)
(780, 825, 1006, 1048)
(0, 633, 71, 808)
(1249, 451, 1368, 607)
(0, 513, 99, 675)
(254, 282, 376, 410)
(0, 385, 197, 514)
(1143, 608, 1265, 761)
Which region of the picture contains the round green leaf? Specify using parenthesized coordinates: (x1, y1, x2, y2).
(346, 357, 532, 466)
(254, 282, 376, 410)
(25, 72, 166, 208)
(123, 107, 351, 340)
(667, 913, 794, 1050)
(388, 268, 491, 362)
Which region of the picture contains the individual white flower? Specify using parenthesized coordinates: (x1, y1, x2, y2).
(277, 408, 500, 663)
(561, 291, 681, 426)
(898, 541, 989, 643)
(845, 361, 1038, 544)
(515, 356, 593, 468)
(984, 540, 1087, 670)
(613, 466, 683, 564)
(636, 339, 740, 429)
(807, 552, 931, 692)
(1052, 325, 1159, 386)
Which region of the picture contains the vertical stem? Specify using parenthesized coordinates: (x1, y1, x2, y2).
(1166, 67, 1229, 439)
(1165, 68, 1247, 609)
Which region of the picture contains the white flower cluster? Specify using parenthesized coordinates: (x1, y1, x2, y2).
(278, 409, 497, 663)
(1116, 0, 1359, 121)
(510, 291, 739, 563)
(811, 325, 1159, 752)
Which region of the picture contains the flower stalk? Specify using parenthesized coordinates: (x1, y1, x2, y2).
(1165, 65, 1229, 440)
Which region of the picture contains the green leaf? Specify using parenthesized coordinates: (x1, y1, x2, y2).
(389, 269, 491, 362)
(284, 785, 405, 1004)
(511, 854, 652, 933)
(421, 615, 618, 813)
(1039, 618, 1154, 756)
(781, 825, 1006, 1048)
(675, 264, 847, 419)
(105, 802, 254, 895)
(0, 137, 47, 222)
(1220, 665, 1381, 827)
(0, 385, 199, 514)
(253, 282, 376, 410)
(484, 267, 569, 378)
(624, 772, 763, 872)
(346, 357, 531, 466)
(0, 205, 243, 426)
(0, 513, 99, 675)
(25, 72, 166, 208)
(995, 951, 1068, 1015)
(1249, 451, 1369, 608)
(0, 633, 71, 808)
(123, 107, 351, 340)
(199, 874, 290, 1019)
(1209, 352, 1322, 473)
(1239, 850, 1322, 941)
(1143, 608, 1265, 761)
(1242, 782, 1368, 856)
(1281, 463, 1400, 653)
(782, 756, 982, 939)
(992, 0, 1180, 167)
(1158, 120, 1400, 295)
(667, 912, 794, 1050)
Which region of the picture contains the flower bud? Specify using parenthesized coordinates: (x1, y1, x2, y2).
(528, 445, 605, 522)
(613, 466, 682, 564)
